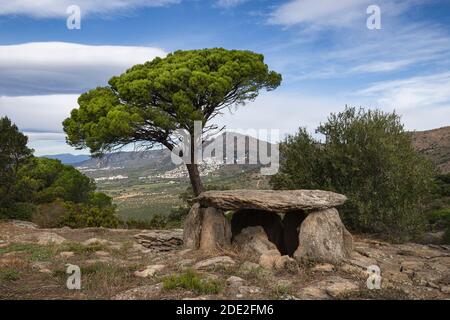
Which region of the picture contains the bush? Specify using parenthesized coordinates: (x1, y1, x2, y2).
(444, 224, 450, 244)
(32, 200, 67, 228)
(0, 202, 37, 221)
(271, 107, 436, 241)
(426, 208, 450, 230)
(59, 202, 120, 229)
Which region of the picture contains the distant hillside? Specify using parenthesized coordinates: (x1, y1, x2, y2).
(41, 153, 90, 165)
(74, 132, 273, 179)
(411, 126, 450, 174)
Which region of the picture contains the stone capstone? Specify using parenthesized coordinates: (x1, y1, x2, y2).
(194, 189, 347, 212)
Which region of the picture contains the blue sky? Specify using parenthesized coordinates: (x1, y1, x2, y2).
(0, 0, 449, 155)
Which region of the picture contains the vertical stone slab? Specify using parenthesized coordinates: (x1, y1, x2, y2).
(294, 208, 353, 264)
(199, 207, 232, 251)
(183, 203, 202, 249)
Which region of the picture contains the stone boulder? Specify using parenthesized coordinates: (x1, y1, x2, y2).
(294, 208, 353, 264)
(183, 204, 231, 251)
(199, 207, 231, 251)
(194, 189, 347, 212)
(231, 209, 284, 252)
(233, 226, 279, 259)
(135, 229, 183, 252)
(194, 256, 236, 270)
(183, 203, 202, 249)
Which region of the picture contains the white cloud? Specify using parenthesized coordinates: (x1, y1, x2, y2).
(0, 0, 180, 18)
(0, 42, 166, 95)
(215, 0, 248, 8)
(0, 94, 83, 155)
(269, 0, 371, 27)
(216, 91, 347, 139)
(268, 0, 427, 28)
(349, 59, 415, 73)
(0, 94, 78, 133)
(356, 72, 450, 111)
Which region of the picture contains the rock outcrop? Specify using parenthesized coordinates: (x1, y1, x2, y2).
(135, 229, 183, 252)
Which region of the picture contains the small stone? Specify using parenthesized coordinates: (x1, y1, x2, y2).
(59, 251, 75, 259)
(10, 220, 39, 229)
(440, 286, 450, 294)
(238, 285, 261, 295)
(178, 249, 193, 256)
(312, 263, 335, 273)
(239, 261, 260, 272)
(94, 251, 110, 257)
(226, 276, 245, 288)
(297, 287, 329, 300)
(177, 259, 194, 268)
(320, 276, 360, 298)
(274, 255, 298, 271)
(83, 238, 110, 246)
(134, 265, 166, 278)
(32, 261, 51, 272)
(259, 250, 281, 269)
(183, 296, 210, 300)
(194, 256, 236, 270)
(114, 283, 163, 300)
(39, 268, 52, 274)
(297, 276, 359, 299)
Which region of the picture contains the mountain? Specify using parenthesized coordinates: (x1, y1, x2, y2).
(41, 153, 91, 165)
(74, 132, 274, 178)
(411, 126, 450, 174)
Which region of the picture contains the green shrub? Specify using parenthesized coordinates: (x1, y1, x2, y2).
(0, 268, 21, 281)
(0, 243, 56, 261)
(32, 200, 67, 228)
(426, 208, 450, 230)
(163, 269, 222, 295)
(59, 202, 120, 228)
(0, 202, 37, 221)
(122, 213, 175, 230)
(444, 224, 450, 244)
(271, 107, 436, 241)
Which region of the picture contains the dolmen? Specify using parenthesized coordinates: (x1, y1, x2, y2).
(183, 190, 353, 265)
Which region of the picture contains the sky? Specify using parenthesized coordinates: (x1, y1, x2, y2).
(0, 0, 449, 155)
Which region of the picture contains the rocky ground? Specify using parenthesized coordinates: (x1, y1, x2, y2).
(0, 220, 449, 300)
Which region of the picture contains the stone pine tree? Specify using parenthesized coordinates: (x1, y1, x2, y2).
(63, 48, 282, 195)
(0, 117, 33, 212)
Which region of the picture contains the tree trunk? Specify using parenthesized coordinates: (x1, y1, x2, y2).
(186, 163, 204, 196)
